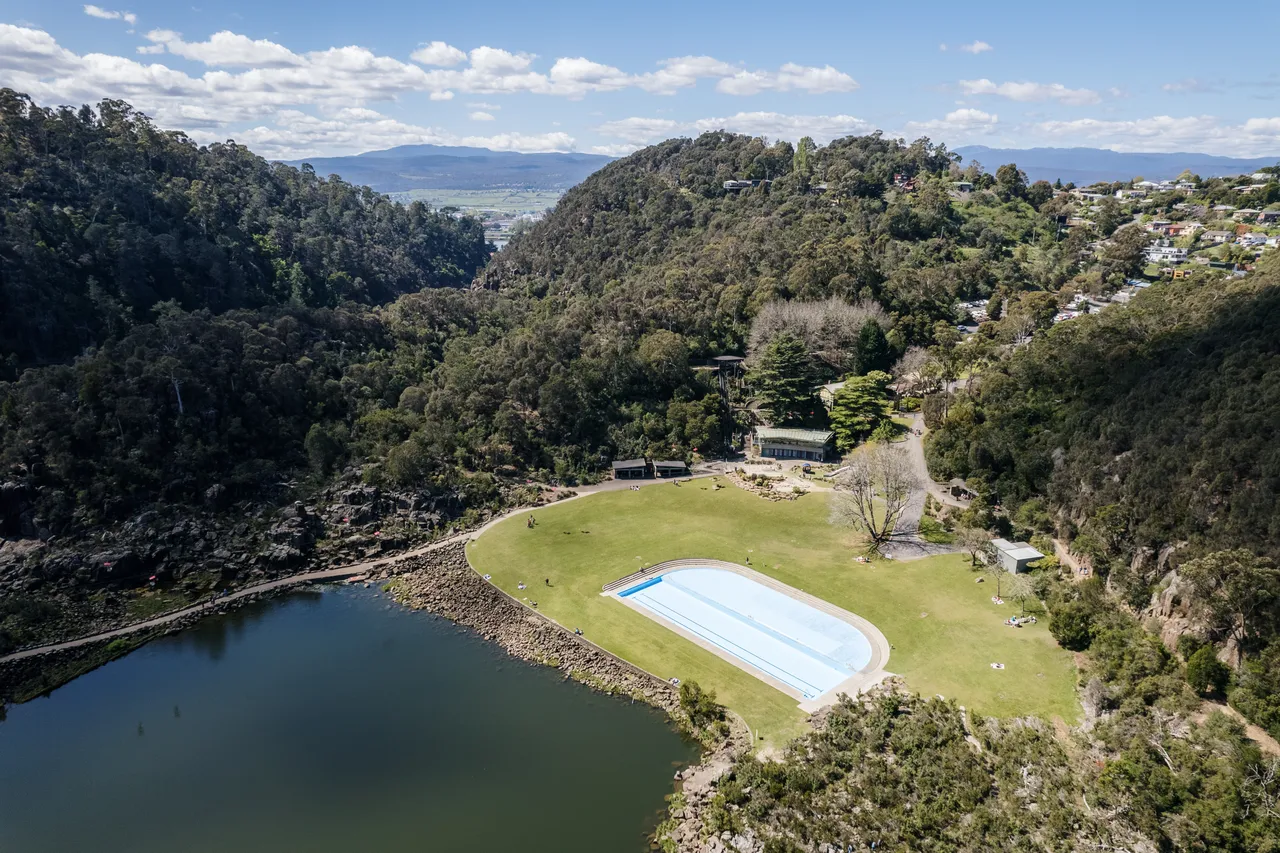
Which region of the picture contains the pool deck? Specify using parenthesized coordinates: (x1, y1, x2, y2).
(604, 558, 893, 713)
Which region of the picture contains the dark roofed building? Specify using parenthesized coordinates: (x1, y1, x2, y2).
(653, 460, 689, 478)
(753, 427, 835, 462)
(611, 458, 650, 479)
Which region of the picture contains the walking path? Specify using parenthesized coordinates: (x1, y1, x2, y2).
(885, 414, 961, 560)
(0, 470, 716, 666)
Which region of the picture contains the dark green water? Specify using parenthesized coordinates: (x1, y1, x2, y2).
(0, 587, 697, 852)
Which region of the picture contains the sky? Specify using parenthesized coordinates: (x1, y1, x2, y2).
(3, 0, 1280, 161)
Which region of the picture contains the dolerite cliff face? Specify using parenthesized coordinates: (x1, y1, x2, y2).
(390, 542, 682, 712)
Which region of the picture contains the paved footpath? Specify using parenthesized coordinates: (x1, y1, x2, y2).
(0, 470, 717, 666)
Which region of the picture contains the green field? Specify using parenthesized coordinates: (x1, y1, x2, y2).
(468, 484, 1078, 746)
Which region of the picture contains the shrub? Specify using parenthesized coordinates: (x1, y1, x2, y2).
(1176, 634, 1205, 662)
(1185, 646, 1230, 695)
(1049, 600, 1094, 650)
(678, 680, 725, 727)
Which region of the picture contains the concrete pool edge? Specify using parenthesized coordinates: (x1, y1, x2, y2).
(604, 558, 893, 713)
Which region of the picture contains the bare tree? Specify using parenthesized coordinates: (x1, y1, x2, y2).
(748, 297, 889, 373)
(829, 445, 919, 553)
(1006, 572, 1035, 616)
(891, 346, 932, 397)
(957, 527, 990, 566)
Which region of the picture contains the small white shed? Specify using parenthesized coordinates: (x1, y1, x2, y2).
(991, 538, 1045, 573)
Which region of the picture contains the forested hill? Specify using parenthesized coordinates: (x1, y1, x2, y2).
(482, 133, 967, 347)
(927, 260, 1280, 579)
(0, 89, 488, 368)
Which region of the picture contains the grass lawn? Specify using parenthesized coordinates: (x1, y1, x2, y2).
(468, 483, 1078, 746)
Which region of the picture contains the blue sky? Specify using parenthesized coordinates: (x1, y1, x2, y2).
(2, 0, 1279, 160)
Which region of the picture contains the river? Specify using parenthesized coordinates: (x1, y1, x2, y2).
(0, 586, 698, 852)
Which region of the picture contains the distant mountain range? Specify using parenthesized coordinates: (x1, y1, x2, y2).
(283, 144, 613, 193)
(954, 146, 1280, 185)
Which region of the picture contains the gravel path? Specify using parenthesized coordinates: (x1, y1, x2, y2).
(885, 414, 961, 560)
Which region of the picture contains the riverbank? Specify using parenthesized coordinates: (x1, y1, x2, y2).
(388, 541, 755, 852)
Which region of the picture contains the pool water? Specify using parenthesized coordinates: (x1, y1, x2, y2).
(620, 568, 872, 699)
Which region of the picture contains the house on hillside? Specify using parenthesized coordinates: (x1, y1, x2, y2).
(990, 539, 1045, 574)
(1201, 230, 1234, 244)
(817, 381, 846, 410)
(753, 427, 835, 462)
(1233, 209, 1261, 221)
(1144, 241, 1187, 264)
(1257, 210, 1280, 225)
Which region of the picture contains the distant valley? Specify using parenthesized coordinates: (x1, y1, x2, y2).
(283, 144, 613, 194)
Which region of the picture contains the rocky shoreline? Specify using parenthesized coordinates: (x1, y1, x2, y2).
(2, 532, 762, 852)
(389, 541, 760, 853)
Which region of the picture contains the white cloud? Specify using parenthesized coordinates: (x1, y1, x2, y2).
(715, 63, 858, 96)
(468, 110, 495, 121)
(596, 116, 684, 144)
(635, 56, 737, 94)
(547, 57, 632, 96)
(598, 112, 873, 147)
(194, 108, 576, 159)
(143, 29, 302, 67)
(1162, 78, 1218, 94)
(410, 40, 466, 67)
(590, 143, 640, 157)
(960, 78, 1100, 106)
(1029, 115, 1280, 156)
(902, 108, 999, 138)
(938, 43, 948, 52)
(84, 5, 137, 25)
(467, 101, 501, 109)
(0, 24, 865, 159)
(958, 40, 992, 54)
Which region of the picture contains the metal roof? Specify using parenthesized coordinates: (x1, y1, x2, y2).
(611, 458, 647, 469)
(992, 538, 1044, 561)
(754, 427, 835, 444)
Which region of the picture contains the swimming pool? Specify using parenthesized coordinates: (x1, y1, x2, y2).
(618, 567, 873, 700)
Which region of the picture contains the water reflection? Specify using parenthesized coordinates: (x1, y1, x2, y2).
(0, 586, 696, 853)
(177, 588, 324, 661)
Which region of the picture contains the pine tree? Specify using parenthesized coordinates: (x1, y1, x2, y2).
(829, 371, 893, 450)
(749, 333, 815, 425)
(854, 319, 891, 374)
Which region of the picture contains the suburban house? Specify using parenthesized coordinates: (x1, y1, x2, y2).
(1257, 210, 1280, 225)
(1232, 208, 1261, 221)
(817, 381, 846, 410)
(1143, 241, 1187, 264)
(753, 427, 835, 462)
(990, 539, 1045, 574)
(1201, 230, 1234, 245)
(1240, 233, 1269, 248)
(611, 459, 650, 479)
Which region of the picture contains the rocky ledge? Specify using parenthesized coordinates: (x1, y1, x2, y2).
(389, 542, 684, 713)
